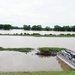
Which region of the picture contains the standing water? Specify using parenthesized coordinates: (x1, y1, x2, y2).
(0, 34, 75, 72)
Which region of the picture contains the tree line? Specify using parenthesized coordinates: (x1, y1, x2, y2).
(0, 24, 75, 31)
(23, 25, 52, 31)
(0, 24, 12, 30)
(53, 25, 75, 31)
(23, 25, 75, 31)
(0, 24, 22, 30)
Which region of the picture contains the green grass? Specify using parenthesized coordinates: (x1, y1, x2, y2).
(0, 71, 75, 75)
(37, 47, 67, 56)
(0, 47, 67, 53)
(0, 47, 34, 52)
(38, 47, 67, 53)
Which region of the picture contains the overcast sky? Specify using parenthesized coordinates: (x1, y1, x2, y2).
(0, 0, 75, 27)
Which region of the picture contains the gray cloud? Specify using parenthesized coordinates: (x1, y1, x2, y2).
(0, 0, 75, 27)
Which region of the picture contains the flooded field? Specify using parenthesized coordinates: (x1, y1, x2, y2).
(0, 36, 75, 72)
(0, 29, 75, 35)
(0, 50, 63, 72)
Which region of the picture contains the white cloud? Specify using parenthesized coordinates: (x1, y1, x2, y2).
(0, 0, 75, 27)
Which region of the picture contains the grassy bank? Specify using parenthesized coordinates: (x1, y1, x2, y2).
(0, 71, 75, 75)
(0, 33, 75, 37)
(0, 47, 67, 54)
(0, 47, 34, 52)
(37, 47, 67, 56)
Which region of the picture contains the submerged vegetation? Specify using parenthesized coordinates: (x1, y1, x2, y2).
(37, 47, 67, 56)
(0, 47, 34, 52)
(0, 33, 75, 37)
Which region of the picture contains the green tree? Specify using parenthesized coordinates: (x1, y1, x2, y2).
(62, 26, 71, 31)
(3, 24, 12, 30)
(54, 25, 61, 31)
(71, 25, 75, 31)
(23, 25, 31, 30)
(0, 24, 3, 29)
(31, 25, 42, 31)
(44, 26, 51, 31)
(12, 26, 23, 29)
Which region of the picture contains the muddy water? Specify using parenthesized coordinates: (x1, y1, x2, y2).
(0, 50, 73, 72)
(0, 36, 75, 50)
(57, 57, 73, 70)
(0, 51, 62, 72)
(0, 36, 75, 72)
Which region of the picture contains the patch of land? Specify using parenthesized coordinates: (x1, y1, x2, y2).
(36, 47, 67, 56)
(0, 71, 75, 75)
(0, 47, 34, 52)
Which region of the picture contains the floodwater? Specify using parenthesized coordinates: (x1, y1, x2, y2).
(0, 30, 75, 72)
(0, 36, 75, 50)
(0, 51, 62, 72)
(0, 29, 75, 35)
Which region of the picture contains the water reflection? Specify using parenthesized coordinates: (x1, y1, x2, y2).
(0, 50, 74, 72)
(36, 54, 56, 58)
(0, 51, 63, 72)
(0, 34, 75, 72)
(37, 55, 51, 58)
(57, 57, 73, 70)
